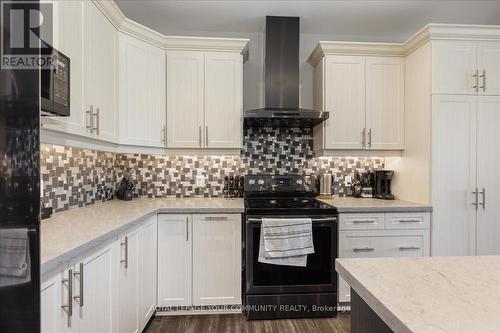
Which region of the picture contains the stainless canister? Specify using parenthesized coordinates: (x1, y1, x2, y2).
(319, 174, 333, 196)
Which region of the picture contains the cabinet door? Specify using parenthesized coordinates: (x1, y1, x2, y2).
(476, 96, 500, 255)
(192, 214, 242, 306)
(166, 51, 204, 148)
(157, 214, 192, 306)
(118, 228, 140, 333)
(365, 56, 404, 150)
(83, 1, 118, 142)
(139, 216, 158, 329)
(118, 33, 166, 147)
(41, 272, 70, 333)
(204, 52, 243, 148)
(323, 55, 366, 149)
(432, 40, 477, 95)
(79, 242, 118, 333)
(431, 95, 477, 256)
(478, 42, 500, 96)
(42, 0, 86, 137)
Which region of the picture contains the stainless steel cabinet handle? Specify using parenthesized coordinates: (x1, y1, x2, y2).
(95, 107, 100, 135)
(120, 236, 128, 268)
(479, 70, 486, 92)
(73, 262, 84, 307)
(185, 217, 189, 242)
(479, 187, 486, 210)
(61, 269, 73, 317)
(472, 188, 479, 209)
(204, 216, 229, 221)
(473, 69, 479, 92)
(161, 125, 166, 145)
(398, 219, 421, 223)
(362, 128, 366, 148)
(206, 126, 208, 147)
(398, 246, 421, 251)
(198, 126, 202, 147)
(353, 247, 375, 252)
(368, 129, 372, 148)
(352, 220, 375, 224)
(86, 105, 94, 132)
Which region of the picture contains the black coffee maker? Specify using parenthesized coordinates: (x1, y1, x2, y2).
(373, 170, 395, 200)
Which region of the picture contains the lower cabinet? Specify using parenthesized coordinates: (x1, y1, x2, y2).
(337, 211, 431, 303)
(158, 214, 242, 308)
(41, 216, 157, 333)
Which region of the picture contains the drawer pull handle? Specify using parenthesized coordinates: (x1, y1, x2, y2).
(352, 247, 375, 252)
(399, 246, 421, 251)
(398, 219, 421, 223)
(204, 216, 229, 221)
(352, 220, 376, 224)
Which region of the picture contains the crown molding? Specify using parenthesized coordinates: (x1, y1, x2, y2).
(92, 0, 249, 54)
(308, 23, 500, 65)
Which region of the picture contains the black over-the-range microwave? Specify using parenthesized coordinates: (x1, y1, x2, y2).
(41, 42, 70, 116)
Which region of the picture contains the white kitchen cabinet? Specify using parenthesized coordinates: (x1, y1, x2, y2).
(311, 52, 404, 151)
(431, 95, 477, 256)
(83, 1, 118, 142)
(118, 227, 140, 333)
(365, 57, 405, 150)
(138, 215, 158, 329)
(41, 0, 86, 137)
(204, 52, 243, 148)
(166, 50, 245, 149)
(166, 51, 204, 148)
(321, 56, 366, 149)
(477, 43, 500, 95)
(337, 212, 430, 303)
(192, 214, 242, 306)
(433, 40, 500, 96)
(118, 33, 166, 147)
(157, 214, 193, 307)
(476, 96, 500, 255)
(78, 242, 119, 333)
(41, 271, 70, 333)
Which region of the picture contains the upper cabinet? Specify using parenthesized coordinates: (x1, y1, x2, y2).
(118, 33, 166, 147)
(83, 1, 118, 143)
(432, 40, 500, 95)
(166, 47, 246, 149)
(310, 48, 405, 151)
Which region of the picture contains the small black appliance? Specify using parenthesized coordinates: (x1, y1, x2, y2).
(41, 42, 70, 116)
(373, 170, 395, 200)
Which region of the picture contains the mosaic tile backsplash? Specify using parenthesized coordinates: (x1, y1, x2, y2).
(41, 127, 384, 213)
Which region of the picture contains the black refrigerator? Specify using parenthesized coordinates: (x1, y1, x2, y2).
(0, 0, 41, 331)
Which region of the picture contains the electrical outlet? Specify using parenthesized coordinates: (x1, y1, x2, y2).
(196, 175, 206, 187)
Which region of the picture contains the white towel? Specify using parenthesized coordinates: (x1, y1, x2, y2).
(0, 228, 31, 287)
(258, 218, 314, 267)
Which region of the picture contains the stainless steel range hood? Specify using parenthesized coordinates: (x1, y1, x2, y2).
(244, 16, 329, 127)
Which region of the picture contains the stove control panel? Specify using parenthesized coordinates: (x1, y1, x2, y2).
(244, 174, 316, 194)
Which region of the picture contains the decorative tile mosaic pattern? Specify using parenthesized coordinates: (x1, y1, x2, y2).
(41, 127, 384, 213)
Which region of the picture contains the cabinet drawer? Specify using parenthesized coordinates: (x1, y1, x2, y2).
(339, 232, 386, 258)
(385, 212, 430, 230)
(339, 213, 385, 231)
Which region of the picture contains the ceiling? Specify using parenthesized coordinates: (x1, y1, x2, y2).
(115, 0, 500, 42)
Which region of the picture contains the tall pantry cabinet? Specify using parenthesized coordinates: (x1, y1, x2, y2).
(398, 29, 500, 256)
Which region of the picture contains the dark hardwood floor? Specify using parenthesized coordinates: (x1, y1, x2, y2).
(144, 313, 351, 333)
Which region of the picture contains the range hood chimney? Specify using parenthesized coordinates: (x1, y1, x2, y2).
(244, 16, 329, 127)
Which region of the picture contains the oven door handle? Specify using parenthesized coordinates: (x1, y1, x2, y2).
(246, 217, 337, 223)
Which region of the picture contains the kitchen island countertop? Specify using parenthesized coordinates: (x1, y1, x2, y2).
(336, 256, 500, 333)
(41, 198, 244, 276)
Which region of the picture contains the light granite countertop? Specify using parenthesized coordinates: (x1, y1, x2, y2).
(317, 197, 432, 213)
(336, 256, 500, 333)
(41, 198, 244, 276)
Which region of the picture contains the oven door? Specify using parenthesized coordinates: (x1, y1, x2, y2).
(245, 215, 338, 295)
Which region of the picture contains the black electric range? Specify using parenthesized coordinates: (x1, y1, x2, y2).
(243, 174, 339, 320)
